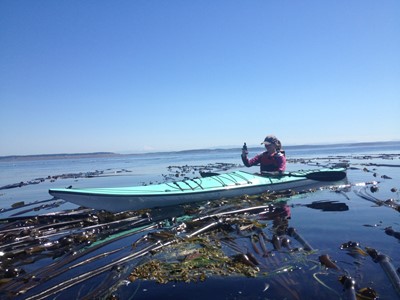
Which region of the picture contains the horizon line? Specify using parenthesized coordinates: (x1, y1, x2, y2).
(1, 140, 399, 159)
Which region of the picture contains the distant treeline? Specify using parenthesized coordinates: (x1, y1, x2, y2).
(1, 141, 398, 161)
(0, 152, 119, 161)
(175, 140, 400, 154)
(284, 141, 400, 150)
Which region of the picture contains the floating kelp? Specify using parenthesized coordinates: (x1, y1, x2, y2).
(287, 227, 314, 252)
(357, 287, 379, 300)
(338, 275, 357, 300)
(165, 162, 241, 180)
(384, 227, 400, 240)
(340, 241, 368, 258)
(354, 186, 400, 212)
(1, 196, 322, 299)
(129, 237, 259, 284)
(0, 210, 150, 284)
(319, 254, 340, 270)
(1, 153, 400, 299)
(366, 247, 400, 297)
(339, 275, 379, 300)
(0, 169, 134, 191)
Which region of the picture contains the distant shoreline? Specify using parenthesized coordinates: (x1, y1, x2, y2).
(1, 140, 399, 162)
(0, 152, 121, 162)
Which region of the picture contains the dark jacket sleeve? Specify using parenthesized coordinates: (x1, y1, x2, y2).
(242, 153, 261, 167)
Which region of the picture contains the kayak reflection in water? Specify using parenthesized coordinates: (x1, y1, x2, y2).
(241, 135, 286, 174)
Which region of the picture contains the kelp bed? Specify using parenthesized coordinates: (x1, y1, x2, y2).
(0, 154, 399, 299)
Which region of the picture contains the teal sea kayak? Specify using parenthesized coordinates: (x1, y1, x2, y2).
(49, 168, 346, 212)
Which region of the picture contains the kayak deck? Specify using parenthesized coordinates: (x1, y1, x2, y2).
(50, 170, 307, 196)
(49, 169, 346, 212)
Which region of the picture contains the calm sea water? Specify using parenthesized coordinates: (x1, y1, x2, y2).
(1, 142, 399, 209)
(1, 142, 400, 299)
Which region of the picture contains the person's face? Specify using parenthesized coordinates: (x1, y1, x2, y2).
(265, 143, 277, 152)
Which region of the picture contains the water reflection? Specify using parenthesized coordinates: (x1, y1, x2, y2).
(305, 200, 349, 212)
(1, 149, 400, 299)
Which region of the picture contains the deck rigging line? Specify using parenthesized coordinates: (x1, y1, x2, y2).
(189, 178, 204, 190)
(214, 171, 253, 186)
(165, 178, 205, 192)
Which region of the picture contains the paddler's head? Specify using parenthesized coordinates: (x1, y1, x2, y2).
(261, 135, 281, 152)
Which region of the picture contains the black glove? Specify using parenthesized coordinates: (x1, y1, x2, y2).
(241, 143, 248, 156)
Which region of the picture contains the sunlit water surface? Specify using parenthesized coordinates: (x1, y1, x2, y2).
(0, 142, 399, 299)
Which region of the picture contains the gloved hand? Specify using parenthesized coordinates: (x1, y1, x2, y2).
(241, 143, 248, 156)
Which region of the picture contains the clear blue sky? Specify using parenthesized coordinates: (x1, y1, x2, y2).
(1, 1, 399, 156)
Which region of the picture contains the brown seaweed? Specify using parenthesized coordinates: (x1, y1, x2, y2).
(1, 154, 400, 299)
(318, 254, 340, 270)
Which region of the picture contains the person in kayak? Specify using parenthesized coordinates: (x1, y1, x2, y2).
(241, 135, 286, 173)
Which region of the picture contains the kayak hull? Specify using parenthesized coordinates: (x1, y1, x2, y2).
(49, 169, 346, 212)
